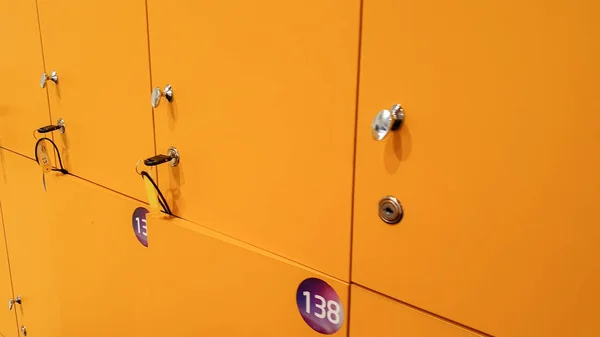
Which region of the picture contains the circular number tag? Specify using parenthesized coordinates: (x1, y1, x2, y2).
(296, 278, 344, 334)
(132, 207, 149, 247)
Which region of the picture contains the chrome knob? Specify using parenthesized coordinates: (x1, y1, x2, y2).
(21, 326, 27, 336)
(151, 84, 173, 108)
(372, 104, 404, 141)
(9, 295, 22, 310)
(40, 70, 58, 88)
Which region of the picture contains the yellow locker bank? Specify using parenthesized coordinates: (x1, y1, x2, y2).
(0, 0, 598, 336)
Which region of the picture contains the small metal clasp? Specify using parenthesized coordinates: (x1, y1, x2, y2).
(151, 84, 173, 108)
(378, 196, 403, 224)
(40, 70, 58, 88)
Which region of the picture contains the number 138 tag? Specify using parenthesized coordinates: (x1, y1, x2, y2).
(296, 278, 344, 334)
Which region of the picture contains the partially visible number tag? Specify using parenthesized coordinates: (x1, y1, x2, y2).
(36, 140, 52, 191)
(36, 141, 52, 173)
(143, 173, 160, 214)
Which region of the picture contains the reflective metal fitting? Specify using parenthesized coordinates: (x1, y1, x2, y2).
(40, 70, 58, 88)
(143, 146, 180, 167)
(151, 84, 174, 108)
(372, 104, 404, 141)
(378, 196, 403, 224)
(37, 118, 66, 134)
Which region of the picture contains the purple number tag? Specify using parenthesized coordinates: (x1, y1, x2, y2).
(132, 207, 149, 247)
(296, 278, 344, 334)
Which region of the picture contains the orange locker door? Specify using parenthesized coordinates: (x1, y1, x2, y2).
(0, 210, 18, 337)
(0, 150, 62, 337)
(349, 286, 484, 337)
(44, 173, 150, 337)
(144, 216, 349, 336)
(146, 0, 360, 280)
(353, 0, 600, 336)
(36, 0, 154, 200)
(0, 0, 52, 157)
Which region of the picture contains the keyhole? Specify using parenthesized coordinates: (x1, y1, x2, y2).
(378, 196, 403, 225)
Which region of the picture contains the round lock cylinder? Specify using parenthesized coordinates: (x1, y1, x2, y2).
(167, 146, 180, 166)
(378, 196, 403, 224)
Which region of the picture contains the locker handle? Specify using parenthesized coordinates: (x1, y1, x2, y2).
(8, 295, 21, 310)
(40, 70, 58, 88)
(151, 84, 173, 108)
(372, 104, 404, 141)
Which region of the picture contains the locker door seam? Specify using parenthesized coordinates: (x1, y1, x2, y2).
(0, 199, 21, 336)
(354, 284, 495, 337)
(143, 0, 160, 186)
(33, 0, 56, 163)
(346, 0, 365, 334)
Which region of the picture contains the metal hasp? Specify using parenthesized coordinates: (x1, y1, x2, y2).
(20, 326, 27, 337)
(372, 104, 405, 141)
(37, 118, 66, 134)
(40, 70, 58, 88)
(151, 84, 174, 108)
(143, 146, 180, 167)
(378, 196, 403, 224)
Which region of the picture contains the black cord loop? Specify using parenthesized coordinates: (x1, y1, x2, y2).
(34, 137, 69, 174)
(140, 171, 172, 216)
